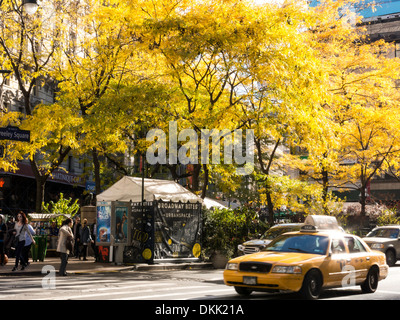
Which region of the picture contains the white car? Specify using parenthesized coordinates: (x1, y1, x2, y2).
(238, 223, 303, 255)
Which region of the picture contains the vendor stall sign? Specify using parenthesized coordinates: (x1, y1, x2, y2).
(98, 246, 110, 262)
(154, 200, 202, 260)
(96, 202, 111, 244)
(123, 201, 154, 264)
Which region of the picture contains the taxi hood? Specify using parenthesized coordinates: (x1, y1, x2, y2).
(231, 251, 322, 265)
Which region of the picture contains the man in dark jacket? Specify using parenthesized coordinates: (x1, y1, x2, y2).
(72, 216, 81, 258)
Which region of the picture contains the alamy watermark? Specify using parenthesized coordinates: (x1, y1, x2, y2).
(146, 121, 255, 175)
(41, 265, 56, 289)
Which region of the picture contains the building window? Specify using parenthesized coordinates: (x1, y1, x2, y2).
(395, 42, 400, 58)
(68, 156, 74, 173)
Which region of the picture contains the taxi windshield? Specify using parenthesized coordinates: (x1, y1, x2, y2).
(366, 228, 399, 239)
(263, 234, 329, 255)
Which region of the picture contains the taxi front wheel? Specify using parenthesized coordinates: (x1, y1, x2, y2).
(234, 286, 253, 296)
(300, 270, 323, 300)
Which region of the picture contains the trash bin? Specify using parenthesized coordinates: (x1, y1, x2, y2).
(38, 236, 48, 262)
(31, 237, 39, 262)
(31, 236, 48, 262)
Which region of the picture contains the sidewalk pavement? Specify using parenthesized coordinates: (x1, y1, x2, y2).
(0, 256, 213, 277)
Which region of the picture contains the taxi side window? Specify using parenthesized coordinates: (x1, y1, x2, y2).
(331, 239, 345, 254)
(345, 237, 367, 253)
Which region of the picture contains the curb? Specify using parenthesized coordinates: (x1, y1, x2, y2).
(0, 261, 214, 277)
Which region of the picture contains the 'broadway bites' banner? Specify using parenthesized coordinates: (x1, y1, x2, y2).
(154, 201, 202, 259)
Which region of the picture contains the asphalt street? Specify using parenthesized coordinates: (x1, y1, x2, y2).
(0, 261, 399, 301)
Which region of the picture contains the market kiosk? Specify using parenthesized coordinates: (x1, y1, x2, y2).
(96, 176, 203, 264)
(28, 213, 71, 261)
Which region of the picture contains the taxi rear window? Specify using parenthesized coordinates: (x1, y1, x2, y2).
(263, 234, 329, 255)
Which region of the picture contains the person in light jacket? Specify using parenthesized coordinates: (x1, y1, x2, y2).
(57, 218, 73, 276)
(12, 212, 34, 271)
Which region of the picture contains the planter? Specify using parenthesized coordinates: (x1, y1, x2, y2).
(211, 251, 229, 269)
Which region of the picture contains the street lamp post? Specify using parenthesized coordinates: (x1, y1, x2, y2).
(22, 0, 38, 15)
(0, 0, 38, 12)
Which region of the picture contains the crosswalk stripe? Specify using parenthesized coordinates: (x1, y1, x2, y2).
(116, 288, 234, 300)
(33, 284, 211, 300)
(0, 278, 120, 292)
(0, 273, 232, 301)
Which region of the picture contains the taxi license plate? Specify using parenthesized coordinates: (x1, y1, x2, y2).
(243, 276, 257, 285)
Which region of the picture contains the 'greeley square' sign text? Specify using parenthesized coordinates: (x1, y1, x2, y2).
(0, 126, 30, 142)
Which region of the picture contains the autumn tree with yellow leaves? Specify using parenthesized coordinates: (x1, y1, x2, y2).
(0, 0, 81, 212)
(2, 0, 400, 218)
(291, 0, 400, 218)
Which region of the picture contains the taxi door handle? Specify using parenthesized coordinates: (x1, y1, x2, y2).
(366, 257, 370, 261)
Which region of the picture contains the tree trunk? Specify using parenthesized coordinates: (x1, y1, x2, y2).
(92, 148, 101, 195)
(35, 177, 46, 213)
(360, 185, 367, 217)
(190, 164, 201, 192)
(201, 164, 209, 199)
(322, 169, 329, 214)
(266, 188, 274, 226)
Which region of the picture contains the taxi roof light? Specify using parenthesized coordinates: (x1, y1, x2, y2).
(301, 215, 340, 232)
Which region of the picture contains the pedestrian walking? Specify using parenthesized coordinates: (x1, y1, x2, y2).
(90, 224, 99, 262)
(72, 216, 81, 258)
(5, 216, 15, 258)
(22, 222, 36, 268)
(12, 212, 35, 271)
(49, 221, 59, 236)
(57, 218, 74, 276)
(79, 218, 93, 261)
(0, 215, 7, 266)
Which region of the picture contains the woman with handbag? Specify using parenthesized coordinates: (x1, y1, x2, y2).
(57, 218, 74, 276)
(12, 212, 35, 271)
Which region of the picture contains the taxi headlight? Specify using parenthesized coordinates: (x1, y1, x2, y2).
(371, 243, 384, 249)
(226, 263, 239, 270)
(272, 265, 302, 274)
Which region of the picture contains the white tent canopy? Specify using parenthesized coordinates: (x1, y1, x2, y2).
(203, 197, 229, 210)
(97, 176, 202, 203)
(28, 213, 71, 220)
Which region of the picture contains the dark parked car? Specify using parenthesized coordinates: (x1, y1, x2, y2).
(363, 225, 400, 266)
(237, 223, 303, 255)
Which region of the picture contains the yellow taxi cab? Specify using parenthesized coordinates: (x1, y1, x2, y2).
(223, 215, 389, 299)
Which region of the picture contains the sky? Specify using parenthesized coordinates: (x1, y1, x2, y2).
(357, 0, 400, 18)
